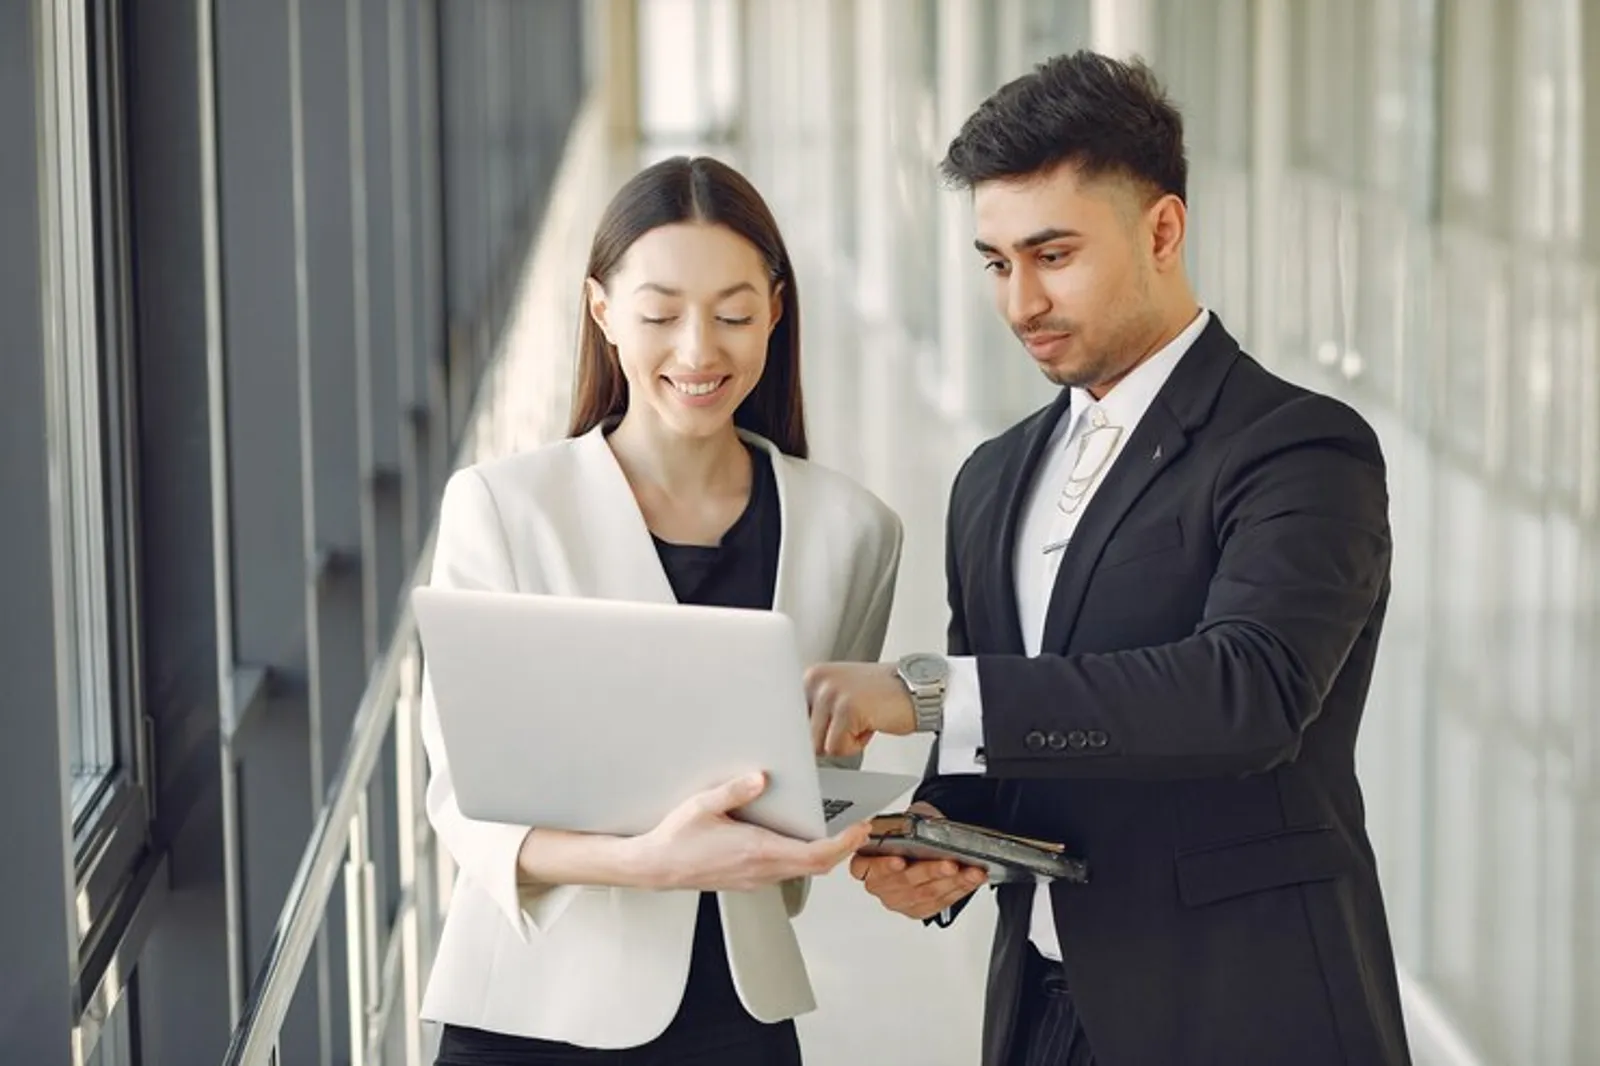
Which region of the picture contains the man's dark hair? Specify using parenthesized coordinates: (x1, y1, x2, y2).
(939, 50, 1187, 202)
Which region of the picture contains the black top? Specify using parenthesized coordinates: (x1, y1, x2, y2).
(650, 444, 780, 610)
(650, 444, 781, 1026)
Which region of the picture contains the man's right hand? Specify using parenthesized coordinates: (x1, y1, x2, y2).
(849, 803, 987, 920)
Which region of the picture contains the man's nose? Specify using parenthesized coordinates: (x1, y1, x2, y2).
(1006, 269, 1050, 327)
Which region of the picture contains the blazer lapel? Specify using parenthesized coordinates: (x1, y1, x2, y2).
(572, 426, 678, 606)
(990, 389, 1075, 654)
(1037, 317, 1243, 654)
(743, 431, 793, 620)
(745, 432, 833, 666)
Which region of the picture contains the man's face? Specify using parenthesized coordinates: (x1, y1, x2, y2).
(972, 164, 1164, 392)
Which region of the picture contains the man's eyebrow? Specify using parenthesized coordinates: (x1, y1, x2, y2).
(974, 228, 1083, 256)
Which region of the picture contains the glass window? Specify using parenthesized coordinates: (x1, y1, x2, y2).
(39, 0, 118, 825)
(46, 0, 150, 872)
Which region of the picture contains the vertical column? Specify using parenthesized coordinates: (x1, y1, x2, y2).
(437, 1, 484, 437)
(404, 0, 449, 560)
(299, 0, 378, 1056)
(935, 0, 981, 418)
(356, 0, 410, 941)
(359, 0, 408, 648)
(1250, 0, 1289, 364)
(0, 5, 78, 1062)
(119, 2, 235, 1062)
(211, 0, 324, 1059)
(1090, 0, 1152, 59)
(853, 0, 892, 321)
(600, 0, 640, 145)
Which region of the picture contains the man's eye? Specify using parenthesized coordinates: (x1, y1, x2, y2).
(983, 260, 1009, 274)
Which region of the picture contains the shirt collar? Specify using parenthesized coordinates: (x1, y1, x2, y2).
(1062, 307, 1211, 437)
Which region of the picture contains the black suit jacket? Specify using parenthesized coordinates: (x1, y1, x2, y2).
(919, 317, 1411, 1066)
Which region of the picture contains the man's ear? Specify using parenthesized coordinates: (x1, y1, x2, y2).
(1147, 194, 1187, 272)
(585, 276, 614, 344)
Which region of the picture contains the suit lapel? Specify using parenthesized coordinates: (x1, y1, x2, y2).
(572, 426, 678, 606)
(991, 390, 1075, 654)
(1036, 317, 1243, 654)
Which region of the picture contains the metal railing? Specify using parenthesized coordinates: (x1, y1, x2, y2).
(218, 94, 614, 1066)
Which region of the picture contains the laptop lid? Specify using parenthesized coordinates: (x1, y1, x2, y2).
(413, 586, 912, 841)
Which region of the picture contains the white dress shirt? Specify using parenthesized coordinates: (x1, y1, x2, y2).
(937, 308, 1210, 961)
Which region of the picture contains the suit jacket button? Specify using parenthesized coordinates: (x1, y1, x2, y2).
(1024, 730, 1048, 752)
(1086, 730, 1108, 749)
(1047, 731, 1068, 751)
(1067, 730, 1089, 749)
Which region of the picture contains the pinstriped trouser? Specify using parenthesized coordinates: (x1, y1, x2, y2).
(1013, 950, 1097, 1066)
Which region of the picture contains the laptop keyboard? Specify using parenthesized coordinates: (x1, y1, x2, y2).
(822, 798, 855, 822)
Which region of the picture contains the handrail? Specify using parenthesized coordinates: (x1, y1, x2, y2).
(218, 589, 425, 1066)
(218, 91, 611, 1066)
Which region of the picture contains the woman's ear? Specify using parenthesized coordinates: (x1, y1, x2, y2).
(767, 280, 785, 334)
(585, 276, 614, 344)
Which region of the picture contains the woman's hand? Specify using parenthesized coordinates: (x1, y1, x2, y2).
(633, 772, 869, 892)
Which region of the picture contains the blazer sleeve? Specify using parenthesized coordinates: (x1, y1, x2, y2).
(419, 467, 579, 939)
(837, 503, 905, 663)
(786, 498, 904, 918)
(972, 394, 1392, 780)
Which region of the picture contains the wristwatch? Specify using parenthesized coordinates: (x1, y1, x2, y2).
(896, 652, 949, 734)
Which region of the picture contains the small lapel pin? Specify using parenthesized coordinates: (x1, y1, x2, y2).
(1151, 445, 1163, 462)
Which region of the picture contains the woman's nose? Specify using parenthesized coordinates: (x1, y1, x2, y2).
(675, 317, 715, 367)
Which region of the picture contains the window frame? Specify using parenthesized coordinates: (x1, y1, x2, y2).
(34, 2, 155, 1051)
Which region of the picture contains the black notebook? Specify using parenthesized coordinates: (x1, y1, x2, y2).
(862, 811, 1089, 885)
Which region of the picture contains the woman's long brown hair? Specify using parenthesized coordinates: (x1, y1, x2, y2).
(567, 156, 807, 458)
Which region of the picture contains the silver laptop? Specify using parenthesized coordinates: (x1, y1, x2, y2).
(412, 586, 918, 841)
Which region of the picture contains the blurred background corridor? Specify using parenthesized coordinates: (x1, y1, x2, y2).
(3, 1, 1598, 1064)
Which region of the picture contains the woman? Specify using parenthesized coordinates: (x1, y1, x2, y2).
(419, 156, 903, 1065)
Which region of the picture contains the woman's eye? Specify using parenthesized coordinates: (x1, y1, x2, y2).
(718, 316, 754, 326)
(640, 315, 675, 326)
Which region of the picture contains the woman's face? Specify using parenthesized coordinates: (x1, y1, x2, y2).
(587, 222, 783, 443)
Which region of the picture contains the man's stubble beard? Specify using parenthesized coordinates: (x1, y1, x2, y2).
(1036, 313, 1147, 390)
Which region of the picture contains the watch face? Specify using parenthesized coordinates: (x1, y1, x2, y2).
(902, 655, 946, 685)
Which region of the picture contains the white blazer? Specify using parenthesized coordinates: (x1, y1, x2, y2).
(418, 425, 903, 1048)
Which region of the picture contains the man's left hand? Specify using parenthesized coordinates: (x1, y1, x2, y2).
(803, 662, 915, 758)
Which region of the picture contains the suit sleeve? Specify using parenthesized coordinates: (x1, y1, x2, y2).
(419, 468, 579, 939)
(974, 395, 1391, 780)
(915, 455, 1002, 824)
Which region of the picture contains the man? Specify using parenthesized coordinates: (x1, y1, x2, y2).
(804, 52, 1411, 1066)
